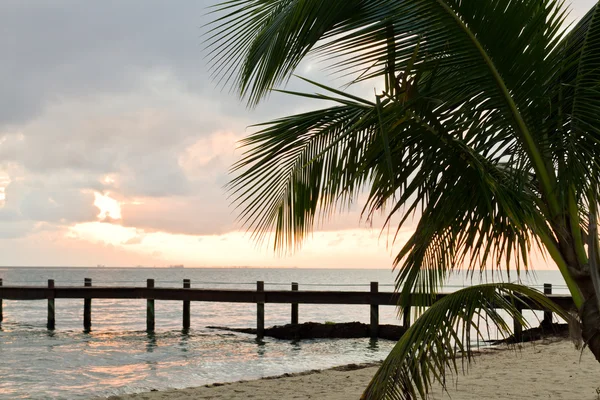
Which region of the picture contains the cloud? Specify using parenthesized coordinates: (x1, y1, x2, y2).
(0, 66, 372, 237)
(0, 178, 97, 223)
(0, 0, 397, 244)
(122, 230, 146, 245)
(0, 0, 593, 268)
(0, 0, 208, 126)
(0, 229, 160, 267)
(0, 70, 250, 235)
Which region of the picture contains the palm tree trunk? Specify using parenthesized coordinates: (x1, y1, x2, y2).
(552, 233, 600, 361)
(581, 292, 600, 362)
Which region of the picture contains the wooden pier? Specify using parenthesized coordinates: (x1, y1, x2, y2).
(0, 279, 573, 340)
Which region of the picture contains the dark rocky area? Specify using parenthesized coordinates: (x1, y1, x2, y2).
(210, 320, 572, 344)
(208, 321, 407, 341)
(489, 322, 570, 345)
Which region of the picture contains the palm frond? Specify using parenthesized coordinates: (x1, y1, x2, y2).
(547, 3, 600, 201)
(229, 79, 544, 286)
(210, 0, 573, 215)
(227, 89, 379, 250)
(361, 283, 575, 400)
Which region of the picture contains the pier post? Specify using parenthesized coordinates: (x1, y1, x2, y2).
(370, 282, 379, 339)
(83, 278, 92, 331)
(403, 306, 411, 329)
(47, 279, 55, 330)
(291, 282, 298, 325)
(183, 279, 191, 330)
(514, 302, 523, 342)
(257, 281, 265, 339)
(543, 283, 553, 327)
(0, 278, 3, 323)
(147, 279, 155, 332)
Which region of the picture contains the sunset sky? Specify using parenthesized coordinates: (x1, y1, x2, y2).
(0, 0, 595, 268)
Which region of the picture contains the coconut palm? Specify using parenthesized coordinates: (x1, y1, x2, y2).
(206, 0, 600, 398)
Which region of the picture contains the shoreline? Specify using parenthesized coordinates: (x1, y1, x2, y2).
(100, 337, 600, 400)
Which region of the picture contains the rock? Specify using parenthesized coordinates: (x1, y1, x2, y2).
(208, 322, 406, 341)
(488, 322, 570, 345)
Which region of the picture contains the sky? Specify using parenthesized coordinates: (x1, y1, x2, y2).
(0, 0, 595, 268)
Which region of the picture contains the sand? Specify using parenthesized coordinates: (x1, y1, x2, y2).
(104, 339, 600, 400)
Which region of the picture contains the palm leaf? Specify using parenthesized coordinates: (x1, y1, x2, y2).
(228, 89, 379, 249)
(361, 283, 575, 400)
(210, 0, 573, 215)
(229, 79, 544, 289)
(214, 0, 576, 272)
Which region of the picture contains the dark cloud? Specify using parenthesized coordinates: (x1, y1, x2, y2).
(0, 0, 207, 125)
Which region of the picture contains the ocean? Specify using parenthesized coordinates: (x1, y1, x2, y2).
(0, 267, 568, 399)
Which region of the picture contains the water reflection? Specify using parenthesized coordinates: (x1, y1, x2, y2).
(368, 338, 379, 351)
(0, 326, 396, 399)
(289, 341, 302, 352)
(146, 332, 157, 353)
(179, 330, 189, 354)
(145, 360, 158, 372)
(88, 363, 149, 387)
(255, 337, 267, 358)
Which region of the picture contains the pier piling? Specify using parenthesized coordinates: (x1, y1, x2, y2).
(147, 279, 155, 332)
(84, 278, 92, 331)
(543, 283, 553, 326)
(514, 302, 523, 342)
(47, 279, 55, 330)
(183, 279, 191, 330)
(257, 281, 265, 339)
(370, 282, 379, 339)
(291, 282, 298, 325)
(403, 306, 411, 329)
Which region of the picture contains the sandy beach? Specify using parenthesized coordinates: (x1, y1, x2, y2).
(104, 339, 600, 400)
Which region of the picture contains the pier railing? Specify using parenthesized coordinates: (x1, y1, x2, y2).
(0, 278, 574, 341)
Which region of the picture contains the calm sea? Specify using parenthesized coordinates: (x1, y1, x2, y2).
(0, 267, 567, 399)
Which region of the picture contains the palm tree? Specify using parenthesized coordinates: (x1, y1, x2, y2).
(206, 0, 600, 398)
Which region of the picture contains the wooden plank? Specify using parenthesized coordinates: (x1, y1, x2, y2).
(147, 279, 155, 332)
(370, 282, 379, 339)
(83, 278, 92, 332)
(47, 279, 55, 330)
(0, 287, 53, 300)
(183, 279, 191, 330)
(257, 281, 264, 339)
(0, 286, 576, 310)
(291, 282, 298, 325)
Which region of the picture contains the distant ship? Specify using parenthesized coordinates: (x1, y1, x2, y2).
(168, 264, 184, 269)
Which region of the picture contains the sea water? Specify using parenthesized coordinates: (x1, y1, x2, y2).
(0, 267, 567, 399)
